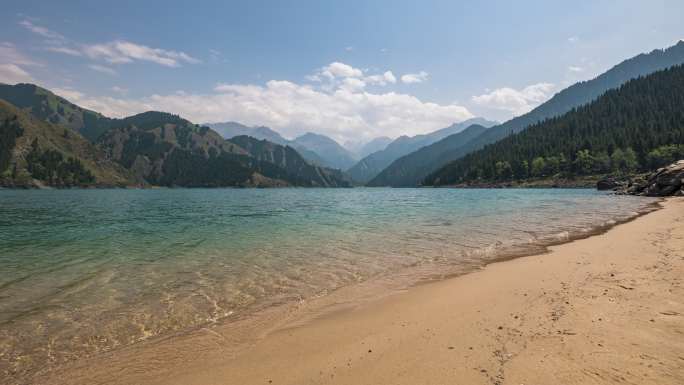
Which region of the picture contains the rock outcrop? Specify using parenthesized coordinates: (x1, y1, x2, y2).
(596, 177, 623, 191)
(602, 160, 684, 197)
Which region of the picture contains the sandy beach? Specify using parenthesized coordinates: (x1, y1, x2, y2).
(34, 198, 684, 385)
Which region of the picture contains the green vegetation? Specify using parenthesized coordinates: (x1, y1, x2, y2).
(229, 135, 352, 187)
(0, 83, 113, 141)
(369, 41, 684, 187)
(24, 138, 95, 186)
(0, 100, 135, 187)
(96, 113, 352, 187)
(366, 123, 490, 187)
(0, 116, 23, 173)
(426, 65, 684, 186)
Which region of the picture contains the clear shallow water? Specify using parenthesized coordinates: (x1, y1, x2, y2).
(0, 188, 657, 378)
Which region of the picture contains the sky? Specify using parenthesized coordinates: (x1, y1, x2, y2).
(1, 0, 682, 144)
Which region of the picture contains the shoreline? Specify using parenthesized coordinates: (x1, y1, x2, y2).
(28, 197, 684, 385)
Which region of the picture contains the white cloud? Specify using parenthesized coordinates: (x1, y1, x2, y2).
(384, 71, 397, 83)
(568, 36, 579, 43)
(401, 71, 429, 84)
(568, 65, 584, 73)
(0, 42, 40, 84)
(208, 48, 227, 64)
(345, 46, 354, 52)
(20, 19, 199, 68)
(471, 82, 556, 116)
(340, 77, 366, 92)
(0, 42, 40, 66)
(83, 41, 200, 67)
(51, 87, 85, 101)
(309, 62, 398, 91)
(45, 46, 82, 56)
(111, 86, 128, 94)
(319, 62, 364, 79)
(61, 72, 473, 143)
(89, 64, 117, 75)
(19, 20, 65, 41)
(365, 71, 397, 86)
(0, 64, 34, 84)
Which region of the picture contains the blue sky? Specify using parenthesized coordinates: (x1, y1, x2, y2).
(1, 0, 682, 143)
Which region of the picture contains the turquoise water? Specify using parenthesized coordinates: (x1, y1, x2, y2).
(0, 188, 656, 379)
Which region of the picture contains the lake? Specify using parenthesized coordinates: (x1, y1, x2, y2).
(0, 188, 657, 379)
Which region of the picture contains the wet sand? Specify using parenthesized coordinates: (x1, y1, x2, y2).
(34, 198, 684, 385)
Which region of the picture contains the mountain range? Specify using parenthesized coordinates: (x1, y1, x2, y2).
(347, 117, 497, 184)
(368, 40, 684, 187)
(0, 99, 134, 187)
(345, 136, 393, 159)
(2, 41, 683, 189)
(425, 64, 684, 186)
(205, 122, 359, 171)
(0, 85, 351, 188)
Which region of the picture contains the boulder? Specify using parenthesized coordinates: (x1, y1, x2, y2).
(631, 160, 684, 197)
(597, 177, 619, 191)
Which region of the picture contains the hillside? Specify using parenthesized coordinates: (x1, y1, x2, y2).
(347, 117, 496, 184)
(367, 123, 491, 186)
(98, 111, 285, 187)
(228, 136, 352, 187)
(345, 136, 393, 159)
(0, 83, 113, 141)
(0, 100, 135, 187)
(391, 41, 684, 186)
(291, 132, 358, 170)
(205, 121, 347, 169)
(425, 65, 684, 186)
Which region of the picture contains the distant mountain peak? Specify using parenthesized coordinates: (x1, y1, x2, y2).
(346, 117, 497, 184)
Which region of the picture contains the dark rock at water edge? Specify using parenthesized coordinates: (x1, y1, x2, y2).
(602, 160, 684, 197)
(596, 177, 623, 191)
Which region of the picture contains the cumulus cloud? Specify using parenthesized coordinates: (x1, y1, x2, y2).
(568, 36, 579, 43)
(319, 62, 364, 79)
(471, 83, 556, 116)
(568, 65, 584, 73)
(59, 63, 473, 143)
(401, 71, 429, 84)
(365, 71, 397, 86)
(308, 63, 399, 92)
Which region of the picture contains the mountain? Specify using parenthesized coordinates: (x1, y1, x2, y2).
(347, 117, 497, 184)
(205, 122, 345, 169)
(367, 123, 491, 186)
(0, 100, 134, 187)
(292, 132, 358, 170)
(425, 65, 684, 186)
(0, 83, 113, 141)
(389, 41, 684, 186)
(344, 136, 393, 159)
(228, 136, 352, 187)
(205, 121, 289, 145)
(97, 111, 333, 187)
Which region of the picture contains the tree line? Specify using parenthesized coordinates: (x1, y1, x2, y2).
(426, 65, 684, 185)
